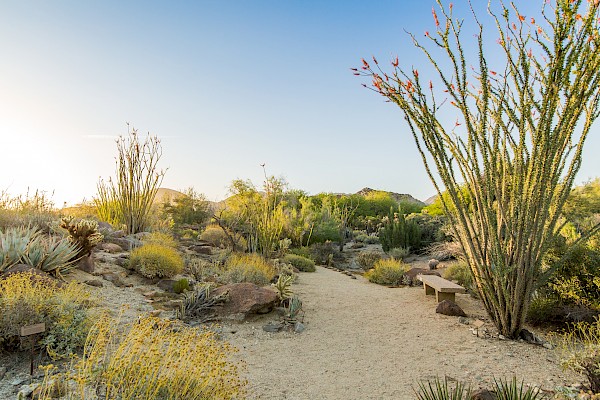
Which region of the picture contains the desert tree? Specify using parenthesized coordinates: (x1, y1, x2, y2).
(357, 0, 600, 337)
(96, 125, 166, 234)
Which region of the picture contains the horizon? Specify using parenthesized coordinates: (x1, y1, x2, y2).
(1, 1, 599, 207)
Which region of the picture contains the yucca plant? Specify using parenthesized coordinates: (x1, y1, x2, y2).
(494, 377, 546, 400)
(358, 0, 600, 338)
(414, 377, 470, 400)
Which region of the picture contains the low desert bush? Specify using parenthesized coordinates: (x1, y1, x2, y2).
(142, 231, 178, 248)
(355, 234, 380, 244)
(388, 247, 410, 260)
(442, 262, 473, 291)
(200, 224, 247, 250)
(224, 253, 276, 285)
(60, 314, 246, 399)
(365, 258, 409, 286)
(560, 319, 600, 393)
(129, 243, 184, 279)
(309, 241, 339, 266)
(288, 246, 313, 260)
(282, 254, 316, 272)
(173, 278, 190, 294)
(0, 190, 57, 232)
(426, 241, 463, 261)
(0, 271, 93, 358)
(356, 251, 382, 270)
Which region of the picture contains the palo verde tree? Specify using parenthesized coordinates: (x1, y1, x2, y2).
(357, 0, 600, 337)
(96, 125, 166, 234)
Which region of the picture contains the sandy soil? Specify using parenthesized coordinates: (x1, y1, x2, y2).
(221, 266, 578, 400)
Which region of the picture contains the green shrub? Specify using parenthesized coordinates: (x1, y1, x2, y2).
(283, 254, 316, 272)
(442, 262, 473, 291)
(379, 207, 421, 252)
(365, 258, 409, 286)
(356, 251, 382, 270)
(224, 253, 276, 285)
(173, 278, 190, 294)
(308, 220, 342, 244)
(310, 241, 339, 265)
(0, 271, 93, 358)
(130, 243, 184, 279)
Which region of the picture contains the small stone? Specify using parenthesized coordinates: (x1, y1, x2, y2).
(458, 316, 470, 325)
(498, 334, 506, 340)
(84, 279, 104, 287)
(157, 279, 177, 292)
(149, 310, 162, 317)
(0, 366, 6, 381)
(543, 342, 553, 350)
(294, 322, 305, 333)
(143, 291, 158, 298)
(470, 389, 496, 400)
(101, 272, 126, 288)
(262, 322, 283, 333)
(18, 383, 39, 398)
(11, 376, 27, 386)
(350, 275, 357, 279)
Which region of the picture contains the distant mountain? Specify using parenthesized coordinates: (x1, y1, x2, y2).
(423, 194, 438, 205)
(154, 188, 186, 204)
(355, 187, 425, 206)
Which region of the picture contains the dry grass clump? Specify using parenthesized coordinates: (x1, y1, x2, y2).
(560, 319, 600, 392)
(142, 231, 178, 248)
(129, 243, 184, 279)
(356, 251, 382, 270)
(364, 258, 410, 287)
(0, 271, 93, 358)
(425, 241, 463, 261)
(224, 253, 276, 285)
(64, 314, 246, 400)
(442, 261, 473, 292)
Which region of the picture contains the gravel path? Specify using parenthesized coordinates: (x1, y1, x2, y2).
(223, 266, 577, 400)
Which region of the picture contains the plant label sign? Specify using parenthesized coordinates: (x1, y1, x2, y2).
(20, 323, 45, 337)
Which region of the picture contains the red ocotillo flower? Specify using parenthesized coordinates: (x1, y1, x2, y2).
(432, 7, 440, 27)
(392, 56, 399, 67)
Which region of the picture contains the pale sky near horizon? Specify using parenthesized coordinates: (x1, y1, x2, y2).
(1, 1, 599, 206)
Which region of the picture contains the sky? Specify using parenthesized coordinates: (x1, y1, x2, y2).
(0, 0, 599, 206)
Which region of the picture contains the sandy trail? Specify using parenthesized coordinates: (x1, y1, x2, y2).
(223, 266, 577, 400)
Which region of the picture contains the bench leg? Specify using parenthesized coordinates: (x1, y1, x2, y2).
(424, 283, 435, 296)
(436, 292, 455, 303)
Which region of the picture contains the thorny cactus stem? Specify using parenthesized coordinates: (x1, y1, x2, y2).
(357, 0, 600, 338)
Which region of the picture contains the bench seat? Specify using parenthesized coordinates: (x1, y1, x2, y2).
(417, 274, 466, 303)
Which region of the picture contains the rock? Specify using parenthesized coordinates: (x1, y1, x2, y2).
(149, 310, 162, 317)
(157, 279, 177, 292)
(470, 389, 496, 400)
(294, 322, 305, 333)
(428, 259, 440, 270)
(519, 328, 545, 345)
(98, 243, 124, 253)
(17, 383, 39, 398)
(263, 322, 284, 333)
(0, 366, 5, 380)
(458, 316, 470, 325)
(350, 275, 357, 279)
(403, 268, 441, 285)
(115, 255, 129, 268)
(213, 283, 278, 318)
(436, 300, 467, 317)
(190, 245, 212, 255)
(84, 279, 104, 287)
(543, 342, 553, 350)
(11, 376, 27, 386)
(498, 334, 506, 340)
(112, 230, 126, 238)
(101, 272, 126, 288)
(77, 254, 95, 273)
(97, 221, 114, 232)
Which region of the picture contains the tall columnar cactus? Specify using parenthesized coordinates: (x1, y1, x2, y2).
(358, 0, 600, 337)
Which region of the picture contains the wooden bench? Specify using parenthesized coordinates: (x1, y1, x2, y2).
(417, 275, 466, 303)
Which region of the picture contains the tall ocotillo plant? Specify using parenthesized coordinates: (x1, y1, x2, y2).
(357, 0, 600, 337)
(96, 126, 166, 234)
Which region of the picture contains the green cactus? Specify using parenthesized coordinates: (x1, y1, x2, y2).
(59, 216, 103, 258)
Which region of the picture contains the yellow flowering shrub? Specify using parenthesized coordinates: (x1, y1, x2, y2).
(130, 243, 184, 278)
(225, 253, 276, 285)
(65, 315, 246, 400)
(0, 271, 93, 358)
(364, 258, 409, 286)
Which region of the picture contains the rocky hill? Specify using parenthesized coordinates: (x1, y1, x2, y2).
(355, 187, 425, 206)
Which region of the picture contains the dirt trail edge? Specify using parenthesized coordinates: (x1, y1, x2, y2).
(222, 266, 576, 400)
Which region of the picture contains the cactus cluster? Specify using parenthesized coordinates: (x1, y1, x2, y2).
(59, 216, 103, 258)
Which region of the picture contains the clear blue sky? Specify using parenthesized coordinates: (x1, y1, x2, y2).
(0, 1, 598, 206)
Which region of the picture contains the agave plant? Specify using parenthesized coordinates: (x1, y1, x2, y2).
(22, 235, 81, 276)
(414, 377, 470, 400)
(0, 226, 40, 273)
(494, 377, 547, 400)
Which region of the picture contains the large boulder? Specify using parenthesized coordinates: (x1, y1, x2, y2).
(97, 242, 124, 253)
(213, 283, 278, 319)
(436, 299, 467, 317)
